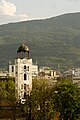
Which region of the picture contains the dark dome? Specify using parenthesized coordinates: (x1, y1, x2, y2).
(17, 43, 29, 53)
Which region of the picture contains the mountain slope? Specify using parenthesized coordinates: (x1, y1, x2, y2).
(0, 12, 80, 70)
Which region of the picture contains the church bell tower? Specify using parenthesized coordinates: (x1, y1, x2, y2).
(15, 43, 32, 101)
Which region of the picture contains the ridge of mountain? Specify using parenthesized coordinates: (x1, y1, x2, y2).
(0, 12, 80, 70)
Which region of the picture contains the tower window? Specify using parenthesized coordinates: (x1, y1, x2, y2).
(24, 84, 26, 90)
(24, 66, 29, 71)
(24, 73, 27, 80)
(24, 65, 26, 69)
(27, 66, 29, 71)
(28, 66, 29, 71)
(21, 84, 23, 89)
(24, 92, 26, 98)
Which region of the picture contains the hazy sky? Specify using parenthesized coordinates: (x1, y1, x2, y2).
(0, 0, 80, 24)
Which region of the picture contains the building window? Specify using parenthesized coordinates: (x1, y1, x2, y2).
(26, 66, 29, 71)
(21, 84, 23, 89)
(27, 66, 29, 71)
(24, 65, 26, 69)
(24, 92, 26, 98)
(12, 66, 14, 72)
(24, 84, 26, 90)
(24, 65, 29, 71)
(24, 73, 27, 80)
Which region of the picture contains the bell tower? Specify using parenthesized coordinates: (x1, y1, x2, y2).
(15, 43, 32, 101)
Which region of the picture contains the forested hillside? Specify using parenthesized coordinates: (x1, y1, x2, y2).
(0, 12, 80, 70)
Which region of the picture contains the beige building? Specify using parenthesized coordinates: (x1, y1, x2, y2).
(39, 67, 59, 79)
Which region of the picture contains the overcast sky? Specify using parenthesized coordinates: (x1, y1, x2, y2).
(0, 0, 80, 25)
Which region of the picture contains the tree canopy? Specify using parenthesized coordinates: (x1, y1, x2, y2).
(52, 80, 80, 120)
(0, 78, 80, 120)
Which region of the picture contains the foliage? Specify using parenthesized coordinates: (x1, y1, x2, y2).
(23, 78, 55, 120)
(0, 77, 16, 103)
(0, 78, 17, 119)
(0, 78, 80, 120)
(52, 79, 80, 120)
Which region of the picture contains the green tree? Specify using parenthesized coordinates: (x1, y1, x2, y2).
(0, 78, 16, 119)
(23, 78, 55, 120)
(52, 79, 80, 120)
(0, 78, 16, 102)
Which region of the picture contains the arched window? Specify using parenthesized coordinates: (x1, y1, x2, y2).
(24, 65, 26, 69)
(24, 92, 26, 98)
(28, 66, 29, 71)
(24, 73, 27, 80)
